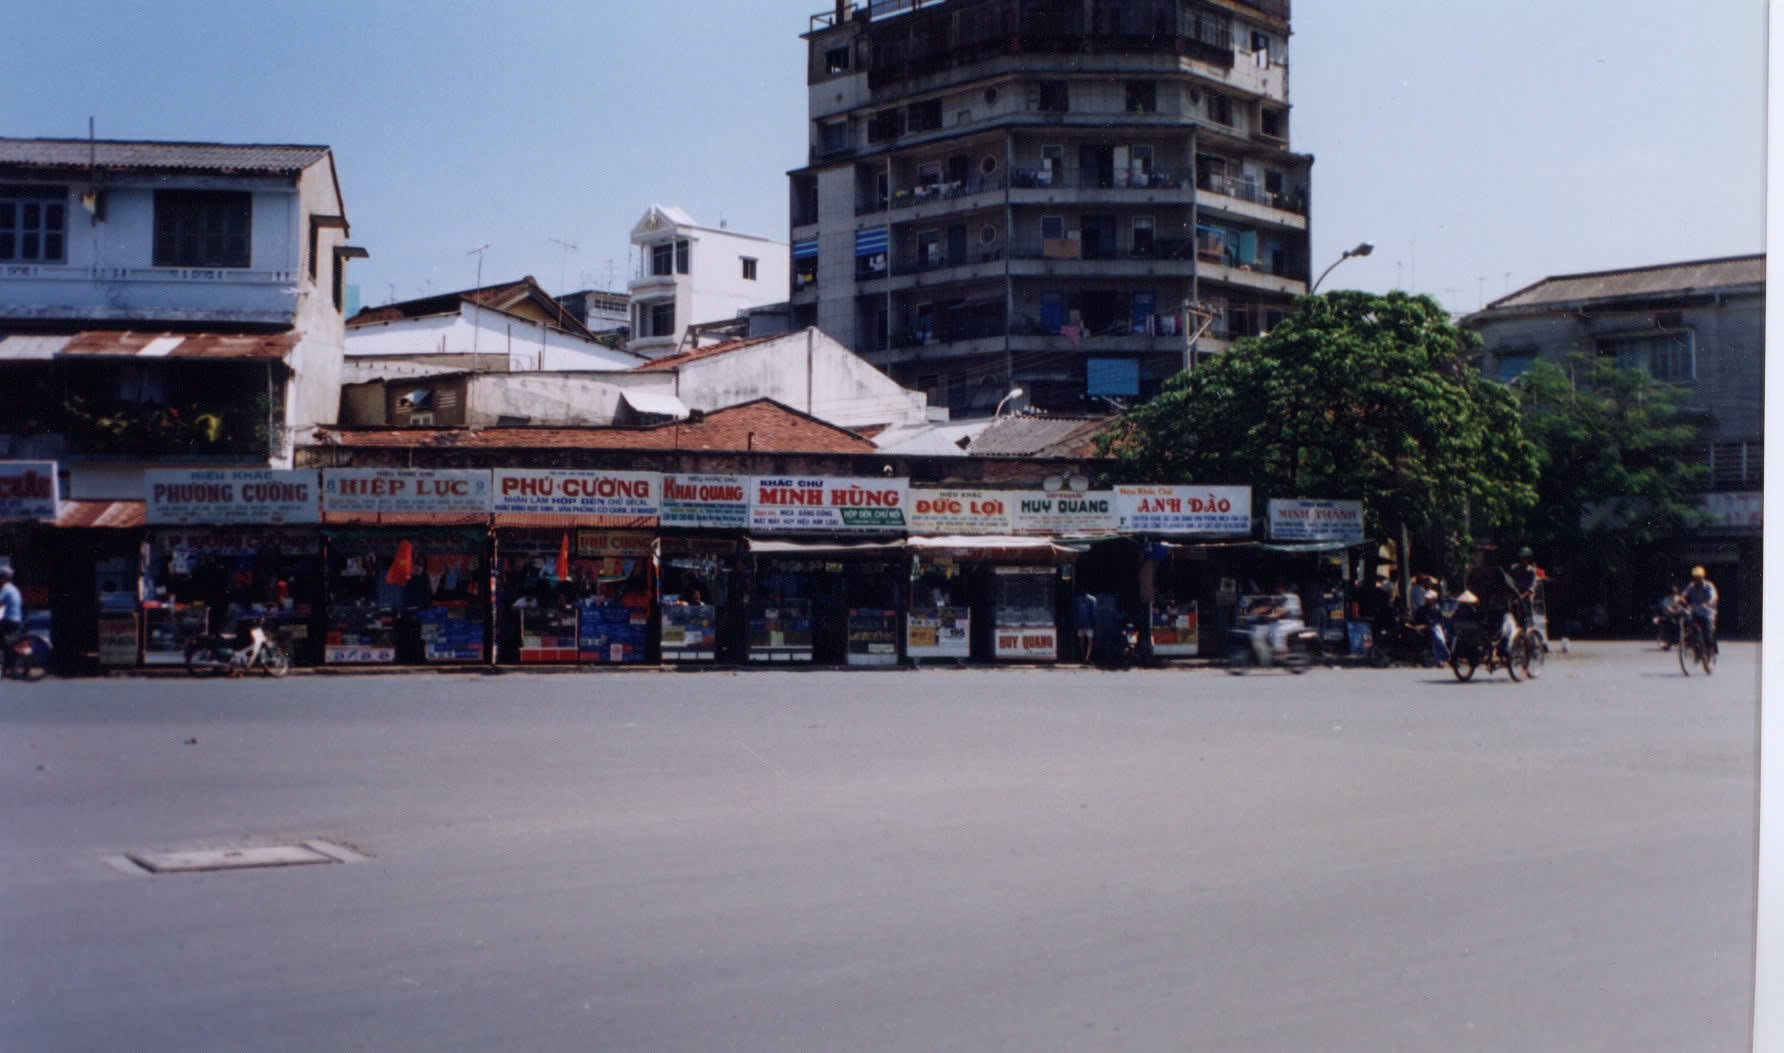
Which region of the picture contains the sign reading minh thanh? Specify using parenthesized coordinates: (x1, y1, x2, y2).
(1267, 498, 1365, 543)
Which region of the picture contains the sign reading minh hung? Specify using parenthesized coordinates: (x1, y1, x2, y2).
(748, 477, 909, 532)
(1267, 498, 1365, 544)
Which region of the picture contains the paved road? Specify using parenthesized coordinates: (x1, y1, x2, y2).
(0, 643, 1759, 1052)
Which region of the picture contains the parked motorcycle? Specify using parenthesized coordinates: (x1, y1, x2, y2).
(185, 618, 291, 677)
(3, 611, 52, 681)
(1367, 619, 1440, 668)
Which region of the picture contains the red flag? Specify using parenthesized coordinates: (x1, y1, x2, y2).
(556, 532, 571, 582)
(385, 540, 413, 586)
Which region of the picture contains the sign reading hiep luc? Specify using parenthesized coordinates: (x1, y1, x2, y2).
(321, 469, 491, 515)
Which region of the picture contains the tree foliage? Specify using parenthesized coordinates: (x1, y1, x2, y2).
(1512, 354, 1705, 557)
(1098, 291, 1539, 570)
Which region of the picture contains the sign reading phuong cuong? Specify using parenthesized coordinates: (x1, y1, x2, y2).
(322, 469, 492, 515)
(146, 469, 319, 525)
(1268, 498, 1364, 543)
(660, 474, 750, 529)
(749, 477, 909, 532)
(1115, 485, 1251, 534)
(493, 469, 659, 520)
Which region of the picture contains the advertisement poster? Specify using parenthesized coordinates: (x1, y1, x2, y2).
(994, 625, 1058, 661)
(907, 489, 1013, 535)
(0, 461, 58, 522)
(1009, 491, 1118, 535)
(1115, 485, 1251, 535)
(659, 474, 750, 529)
(322, 469, 492, 516)
(907, 607, 970, 659)
(493, 469, 658, 520)
(1150, 601, 1199, 656)
(748, 477, 908, 532)
(146, 469, 319, 526)
(1268, 499, 1364, 543)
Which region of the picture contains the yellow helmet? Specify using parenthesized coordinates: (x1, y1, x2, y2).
(1691, 566, 1706, 579)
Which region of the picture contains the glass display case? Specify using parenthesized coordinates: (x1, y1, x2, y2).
(992, 566, 1058, 661)
(846, 608, 900, 666)
(749, 598, 813, 662)
(1150, 600, 1199, 657)
(142, 603, 210, 665)
(325, 604, 397, 664)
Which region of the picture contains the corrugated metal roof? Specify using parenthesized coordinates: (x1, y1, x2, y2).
(491, 513, 656, 529)
(966, 415, 1110, 458)
(1481, 254, 1765, 313)
(0, 139, 330, 174)
(0, 332, 298, 361)
(55, 500, 146, 529)
(631, 334, 783, 372)
(619, 390, 690, 418)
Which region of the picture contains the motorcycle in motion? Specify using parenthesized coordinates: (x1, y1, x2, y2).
(1228, 593, 1319, 674)
(185, 617, 291, 677)
(3, 610, 52, 681)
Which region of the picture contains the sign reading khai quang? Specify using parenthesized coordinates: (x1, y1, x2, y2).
(0, 461, 58, 522)
(493, 469, 659, 520)
(1267, 498, 1364, 543)
(146, 469, 319, 525)
(322, 469, 492, 515)
(1114, 485, 1251, 534)
(907, 488, 1012, 534)
(659, 474, 750, 529)
(749, 477, 908, 532)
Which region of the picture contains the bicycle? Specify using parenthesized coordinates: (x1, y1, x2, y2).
(1675, 611, 1715, 676)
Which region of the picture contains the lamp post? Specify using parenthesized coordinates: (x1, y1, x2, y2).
(1310, 242, 1374, 293)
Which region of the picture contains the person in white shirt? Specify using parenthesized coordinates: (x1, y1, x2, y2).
(0, 565, 22, 640)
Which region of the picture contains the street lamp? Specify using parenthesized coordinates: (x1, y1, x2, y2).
(1310, 242, 1374, 293)
(994, 386, 1026, 418)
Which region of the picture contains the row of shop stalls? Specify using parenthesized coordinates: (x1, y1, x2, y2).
(3, 465, 1379, 674)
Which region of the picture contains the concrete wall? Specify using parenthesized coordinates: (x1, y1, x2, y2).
(672, 328, 928, 428)
(345, 306, 639, 373)
(284, 155, 350, 451)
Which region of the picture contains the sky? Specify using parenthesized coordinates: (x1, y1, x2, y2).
(0, 0, 1765, 316)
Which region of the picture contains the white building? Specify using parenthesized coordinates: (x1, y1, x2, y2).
(627, 206, 790, 358)
(346, 276, 641, 375)
(0, 137, 365, 497)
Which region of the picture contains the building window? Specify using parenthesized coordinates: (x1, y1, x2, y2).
(918, 231, 943, 268)
(1207, 92, 1233, 126)
(1260, 108, 1285, 139)
(907, 99, 943, 133)
(1040, 215, 1066, 240)
(819, 121, 850, 154)
(675, 240, 690, 275)
(867, 109, 903, 143)
(153, 190, 251, 268)
(0, 185, 67, 263)
(1037, 81, 1069, 113)
(1599, 330, 1696, 383)
(741, 256, 758, 281)
(651, 243, 674, 276)
(1132, 216, 1155, 257)
(1494, 350, 1537, 383)
(825, 45, 851, 74)
(649, 302, 676, 338)
(1125, 81, 1157, 114)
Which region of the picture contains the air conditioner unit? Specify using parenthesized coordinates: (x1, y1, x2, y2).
(407, 412, 435, 427)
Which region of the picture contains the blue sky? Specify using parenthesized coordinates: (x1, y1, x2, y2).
(1, 0, 1764, 314)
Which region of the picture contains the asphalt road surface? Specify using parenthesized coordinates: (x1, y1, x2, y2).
(1, 642, 1759, 1052)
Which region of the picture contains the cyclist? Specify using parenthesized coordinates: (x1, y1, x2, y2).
(1683, 566, 1719, 656)
(1496, 547, 1539, 653)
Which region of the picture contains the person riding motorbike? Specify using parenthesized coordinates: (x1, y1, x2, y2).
(1250, 584, 1304, 664)
(1683, 565, 1719, 655)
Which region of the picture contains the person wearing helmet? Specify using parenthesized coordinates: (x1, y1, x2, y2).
(1683, 565, 1719, 655)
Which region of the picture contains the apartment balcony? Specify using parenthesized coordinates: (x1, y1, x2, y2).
(0, 263, 300, 325)
(857, 174, 1007, 218)
(1194, 175, 1308, 229)
(1007, 168, 1193, 209)
(1005, 237, 1197, 279)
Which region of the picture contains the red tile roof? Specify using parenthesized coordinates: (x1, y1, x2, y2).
(313, 399, 876, 455)
(55, 500, 146, 529)
(0, 331, 299, 361)
(630, 334, 783, 372)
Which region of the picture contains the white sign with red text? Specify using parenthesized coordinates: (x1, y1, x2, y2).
(660, 474, 750, 529)
(748, 477, 909, 532)
(907, 489, 1013, 534)
(1115, 485, 1251, 534)
(146, 469, 319, 525)
(321, 469, 491, 515)
(0, 461, 58, 522)
(492, 469, 659, 519)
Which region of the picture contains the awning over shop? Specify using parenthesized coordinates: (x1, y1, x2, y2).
(55, 500, 146, 529)
(618, 390, 690, 419)
(490, 513, 656, 530)
(907, 535, 1079, 560)
(745, 538, 906, 557)
(0, 332, 299, 361)
(321, 511, 489, 527)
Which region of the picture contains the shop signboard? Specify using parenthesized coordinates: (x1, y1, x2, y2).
(1150, 601, 1199, 656)
(493, 469, 659, 521)
(906, 606, 970, 660)
(908, 488, 1013, 535)
(146, 469, 319, 526)
(1268, 498, 1364, 543)
(660, 474, 750, 529)
(575, 530, 654, 557)
(97, 613, 140, 666)
(154, 527, 321, 558)
(1115, 485, 1251, 535)
(994, 624, 1057, 660)
(748, 477, 908, 533)
(1698, 491, 1762, 531)
(847, 608, 901, 666)
(322, 469, 491, 516)
(0, 461, 58, 522)
(1009, 491, 1118, 535)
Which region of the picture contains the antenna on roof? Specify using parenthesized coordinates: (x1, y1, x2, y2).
(468, 245, 489, 359)
(549, 238, 578, 294)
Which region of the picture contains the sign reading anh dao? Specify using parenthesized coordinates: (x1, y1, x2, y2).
(1115, 485, 1251, 535)
(749, 477, 908, 532)
(493, 469, 658, 520)
(908, 489, 1012, 534)
(660, 474, 749, 529)
(1268, 498, 1364, 543)
(146, 469, 319, 525)
(1009, 491, 1118, 535)
(0, 461, 58, 522)
(322, 469, 491, 515)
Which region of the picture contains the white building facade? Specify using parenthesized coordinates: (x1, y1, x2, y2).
(627, 206, 791, 358)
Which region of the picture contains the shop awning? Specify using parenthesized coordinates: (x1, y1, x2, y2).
(55, 500, 146, 529)
(619, 390, 690, 419)
(907, 535, 1079, 560)
(321, 511, 489, 527)
(1259, 540, 1365, 554)
(490, 513, 656, 529)
(745, 538, 906, 556)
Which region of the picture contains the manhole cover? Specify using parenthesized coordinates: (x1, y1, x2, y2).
(128, 844, 338, 874)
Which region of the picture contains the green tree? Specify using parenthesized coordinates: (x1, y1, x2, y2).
(1512, 354, 1705, 560)
(1099, 291, 1539, 572)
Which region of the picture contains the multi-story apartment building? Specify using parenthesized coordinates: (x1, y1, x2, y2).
(789, 0, 1309, 415)
(627, 206, 791, 358)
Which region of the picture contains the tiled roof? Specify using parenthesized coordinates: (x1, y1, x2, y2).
(0, 331, 299, 361)
(55, 500, 146, 529)
(348, 276, 593, 339)
(966, 414, 1112, 458)
(630, 334, 783, 372)
(312, 399, 876, 455)
(0, 138, 330, 174)
(1479, 254, 1765, 313)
